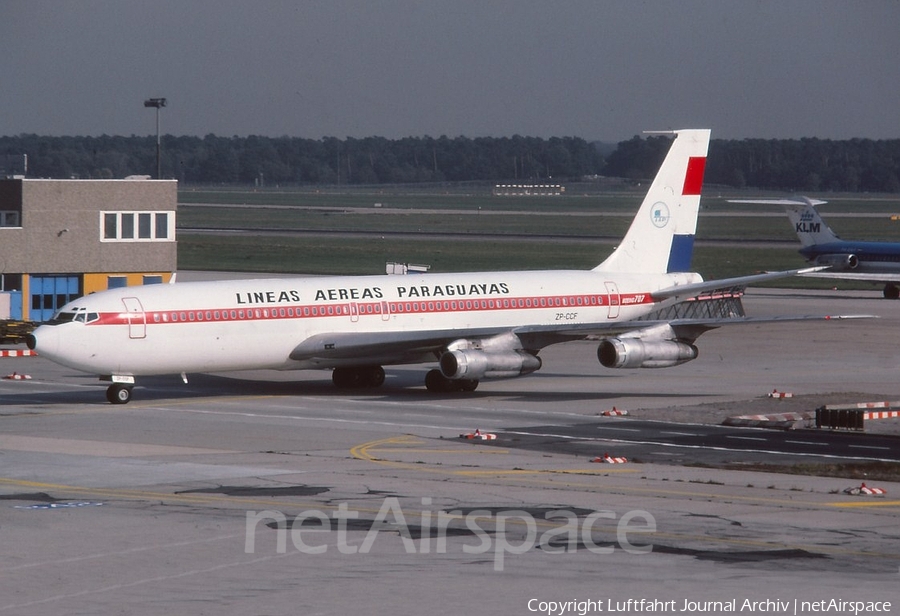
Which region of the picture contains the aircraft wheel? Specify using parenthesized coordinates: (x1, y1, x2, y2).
(333, 366, 385, 389)
(364, 365, 386, 388)
(106, 384, 133, 404)
(425, 369, 452, 392)
(458, 379, 479, 392)
(425, 370, 476, 393)
(332, 368, 358, 389)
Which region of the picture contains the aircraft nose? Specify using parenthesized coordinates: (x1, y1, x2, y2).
(27, 325, 59, 358)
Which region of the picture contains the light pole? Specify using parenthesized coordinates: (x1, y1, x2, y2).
(143, 98, 167, 179)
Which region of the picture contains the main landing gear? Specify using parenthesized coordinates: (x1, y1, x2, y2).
(332, 365, 386, 389)
(330, 366, 479, 392)
(106, 383, 133, 404)
(425, 369, 478, 393)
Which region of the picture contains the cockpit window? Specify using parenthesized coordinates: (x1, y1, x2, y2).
(45, 307, 96, 325)
(46, 311, 77, 325)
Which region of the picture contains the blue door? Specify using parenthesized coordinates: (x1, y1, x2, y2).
(9, 291, 23, 320)
(29, 275, 81, 322)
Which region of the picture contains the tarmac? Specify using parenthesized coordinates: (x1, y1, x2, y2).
(0, 284, 898, 615)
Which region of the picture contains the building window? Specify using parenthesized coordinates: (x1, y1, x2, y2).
(138, 213, 152, 238)
(0, 211, 21, 227)
(100, 211, 175, 242)
(1, 273, 22, 291)
(104, 213, 118, 239)
(122, 213, 134, 239)
(156, 212, 169, 238)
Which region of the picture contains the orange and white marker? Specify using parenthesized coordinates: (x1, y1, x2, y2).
(843, 482, 886, 496)
(591, 452, 628, 464)
(4, 372, 32, 380)
(601, 407, 629, 416)
(459, 429, 497, 440)
(767, 389, 794, 399)
(0, 350, 37, 357)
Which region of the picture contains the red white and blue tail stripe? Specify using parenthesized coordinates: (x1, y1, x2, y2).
(593, 129, 709, 275)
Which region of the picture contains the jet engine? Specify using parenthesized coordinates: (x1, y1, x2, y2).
(597, 337, 698, 369)
(814, 253, 858, 270)
(439, 332, 541, 380)
(440, 349, 541, 380)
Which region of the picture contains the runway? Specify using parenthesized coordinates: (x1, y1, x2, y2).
(1, 287, 898, 615)
(499, 418, 900, 465)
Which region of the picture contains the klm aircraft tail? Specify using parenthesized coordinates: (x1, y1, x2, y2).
(594, 129, 710, 275)
(783, 198, 840, 247)
(729, 197, 837, 248)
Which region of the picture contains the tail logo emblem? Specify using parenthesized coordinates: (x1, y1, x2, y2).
(651, 202, 670, 228)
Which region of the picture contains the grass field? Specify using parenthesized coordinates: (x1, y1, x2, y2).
(177, 186, 900, 288)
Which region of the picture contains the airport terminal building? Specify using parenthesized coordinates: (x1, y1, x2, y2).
(0, 178, 177, 321)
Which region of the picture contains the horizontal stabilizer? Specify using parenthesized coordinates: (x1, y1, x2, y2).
(798, 271, 900, 283)
(652, 267, 829, 301)
(728, 197, 827, 207)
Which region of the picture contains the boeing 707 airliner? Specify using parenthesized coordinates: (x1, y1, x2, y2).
(28, 130, 837, 403)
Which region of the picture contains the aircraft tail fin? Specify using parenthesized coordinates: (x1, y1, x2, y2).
(783, 198, 840, 247)
(728, 197, 837, 247)
(593, 129, 710, 274)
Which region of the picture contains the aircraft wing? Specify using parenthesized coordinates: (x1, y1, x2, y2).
(289, 323, 656, 365)
(288, 296, 873, 368)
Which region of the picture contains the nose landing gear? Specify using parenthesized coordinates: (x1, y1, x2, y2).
(106, 383, 133, 404)
(102, 375, 136, 404)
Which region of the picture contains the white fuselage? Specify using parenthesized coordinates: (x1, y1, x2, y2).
(32, 269, 700, 377)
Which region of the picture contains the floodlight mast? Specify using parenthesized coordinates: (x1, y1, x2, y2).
(143, 98, 167, 179)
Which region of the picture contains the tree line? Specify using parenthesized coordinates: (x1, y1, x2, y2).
(2, 133, 899, 192)
(606, 135, 900, 193)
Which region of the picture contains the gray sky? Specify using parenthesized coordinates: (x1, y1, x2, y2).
(2, 1, 898, 142)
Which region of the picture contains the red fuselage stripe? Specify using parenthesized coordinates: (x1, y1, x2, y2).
(89, 292, 655, 326)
